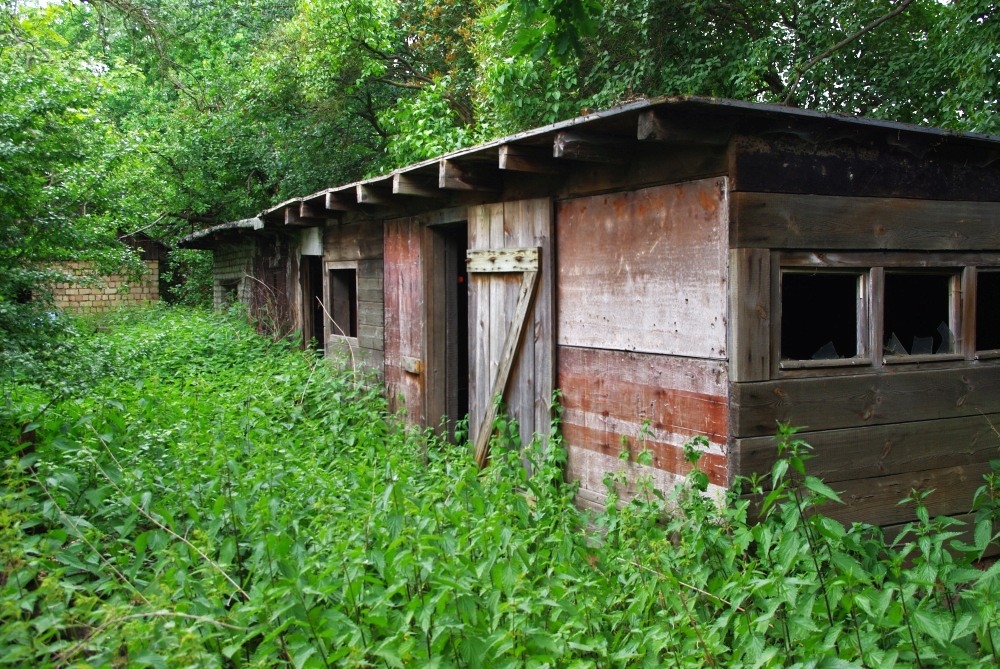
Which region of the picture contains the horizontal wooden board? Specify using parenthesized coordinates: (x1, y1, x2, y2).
(558, 346, 729, 484)
(735, 413, 1000, 484)
(743, 463, 994, 531)
(466, 247, 539, 273)
(811, 462, 993, 528)
(557, 178, 729, 358)
(730, 134, 1000, 201)
(562, 421, 728, 486)
(731, 364, 1000, 438)
(881, 513, 1000, 560)
(323, 221, 384, 260)
(566, 446, 726, 513)
(732, 192, 1000, 250)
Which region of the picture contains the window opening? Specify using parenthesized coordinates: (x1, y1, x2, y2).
(220, 279, 239, 305)
(977, 270, 1000, 352)
(781, 271, 861, 361)
(328, 268, 357, 338)
(883, 272, 955, 356)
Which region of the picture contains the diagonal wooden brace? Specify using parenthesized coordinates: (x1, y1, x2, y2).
(473, 269, 539, 468)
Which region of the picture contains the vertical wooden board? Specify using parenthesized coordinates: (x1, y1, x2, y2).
(489, 204, 514, 436)
(530, 199, 555, 443)
(728, 248, 770, 382)
(383, 218, 424, 424)
(557, 178, 729, 358)
(467, 204, 494, 439)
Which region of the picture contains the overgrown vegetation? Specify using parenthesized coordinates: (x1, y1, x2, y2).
(2, 306, 1000, 667)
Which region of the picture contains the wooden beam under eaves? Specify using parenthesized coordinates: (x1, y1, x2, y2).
(499, 144, 561, 174)
(284, 205, 309, 226)
(325, 191, 358, 212)
(356, 184, 393, 206)
(299, 200, 327, 220)
(439, 158, 498, 191)
(393, 173, 441, 198)
(552, 131, 631, 164)
(637, 109, 731, 146)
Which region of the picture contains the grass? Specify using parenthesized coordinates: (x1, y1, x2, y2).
(2, 305, 1000, 667)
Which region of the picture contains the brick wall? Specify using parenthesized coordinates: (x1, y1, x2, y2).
(212, 242, 255, 309)
(51, 260, 160, 312)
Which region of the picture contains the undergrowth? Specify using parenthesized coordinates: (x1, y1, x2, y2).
(2, 305, 999, 667)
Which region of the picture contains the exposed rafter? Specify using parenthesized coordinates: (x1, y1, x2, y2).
(499, 144, 561, 174)
(439, 158, 498, 191)
(393, 173, 441, 198)
(553, 131, 632, 164)
(637, 110, 731, 146)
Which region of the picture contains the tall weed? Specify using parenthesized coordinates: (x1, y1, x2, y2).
(1, 306, 998, 667)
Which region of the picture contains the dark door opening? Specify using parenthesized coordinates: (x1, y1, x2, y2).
(430, 222, 469, 439)
(302, 256, 324, 349)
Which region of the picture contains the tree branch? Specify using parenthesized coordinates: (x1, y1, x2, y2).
(782, 0, 917, 106)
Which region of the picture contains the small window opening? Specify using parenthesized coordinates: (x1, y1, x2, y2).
(328, 268, 358, 338)
(220, 280, 239, 305)
(883, 272, 955, 356)
(977, 270, 1000, 351)
(781, 272, 860, 361)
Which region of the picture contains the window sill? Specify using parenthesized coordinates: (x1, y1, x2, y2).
(779, 357, 871, 370)
(883, 353, 964, 365)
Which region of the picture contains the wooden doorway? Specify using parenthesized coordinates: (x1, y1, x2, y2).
(425, 222, 469, 439)
(301, 255, 324, 349)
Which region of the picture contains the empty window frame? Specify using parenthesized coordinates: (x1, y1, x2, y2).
(976, 270, 1000, 353)
(883, 271, 959, 359)
(219, 279, 240, 306)
(327, 266, 358, 339)
(780, 270, 866, 364)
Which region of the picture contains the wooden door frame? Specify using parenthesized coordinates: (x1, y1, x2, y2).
(421, 207, 469, 436)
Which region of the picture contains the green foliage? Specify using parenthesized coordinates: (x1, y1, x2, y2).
(3, 309, 1000, 666)
(0, 3, 142, 350)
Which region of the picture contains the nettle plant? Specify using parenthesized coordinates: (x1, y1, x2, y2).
(1, 307, 999, 668)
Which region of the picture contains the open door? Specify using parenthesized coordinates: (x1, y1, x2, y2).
(425, 222, 469, 440)
(301, 255, 324, 349)
(467, 199, 554, 467)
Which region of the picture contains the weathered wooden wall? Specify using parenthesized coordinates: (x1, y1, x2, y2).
(323, 221, 385, 374)
(556, 178, 730, 509)
(726, 131, 1000, 535)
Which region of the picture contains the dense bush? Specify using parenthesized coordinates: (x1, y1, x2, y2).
(2, 306, 999, 667)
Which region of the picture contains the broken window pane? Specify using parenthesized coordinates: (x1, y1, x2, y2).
(883, 272, 955, 356)
(781, 272, 860, 361)
(977, 270, 1000, 351)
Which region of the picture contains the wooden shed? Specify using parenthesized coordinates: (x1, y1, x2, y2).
(194, 97, 1000, 532)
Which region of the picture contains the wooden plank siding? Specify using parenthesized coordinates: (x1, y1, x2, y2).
(728, 133, 1000, 201)
(555, 178, 731, 507)
(322, 222, 385, 373)
(735, 413, 1000, 486)
(731, 366, 1000, 439)
(558, 347, 729, 486)
(467, 199, 554, 454)
(557, 178, 730, 358)
(383, 217, 425, 422)
(731, 193, 1000, 251)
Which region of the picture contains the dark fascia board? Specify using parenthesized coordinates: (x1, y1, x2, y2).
(259, 96, 1000, 222)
